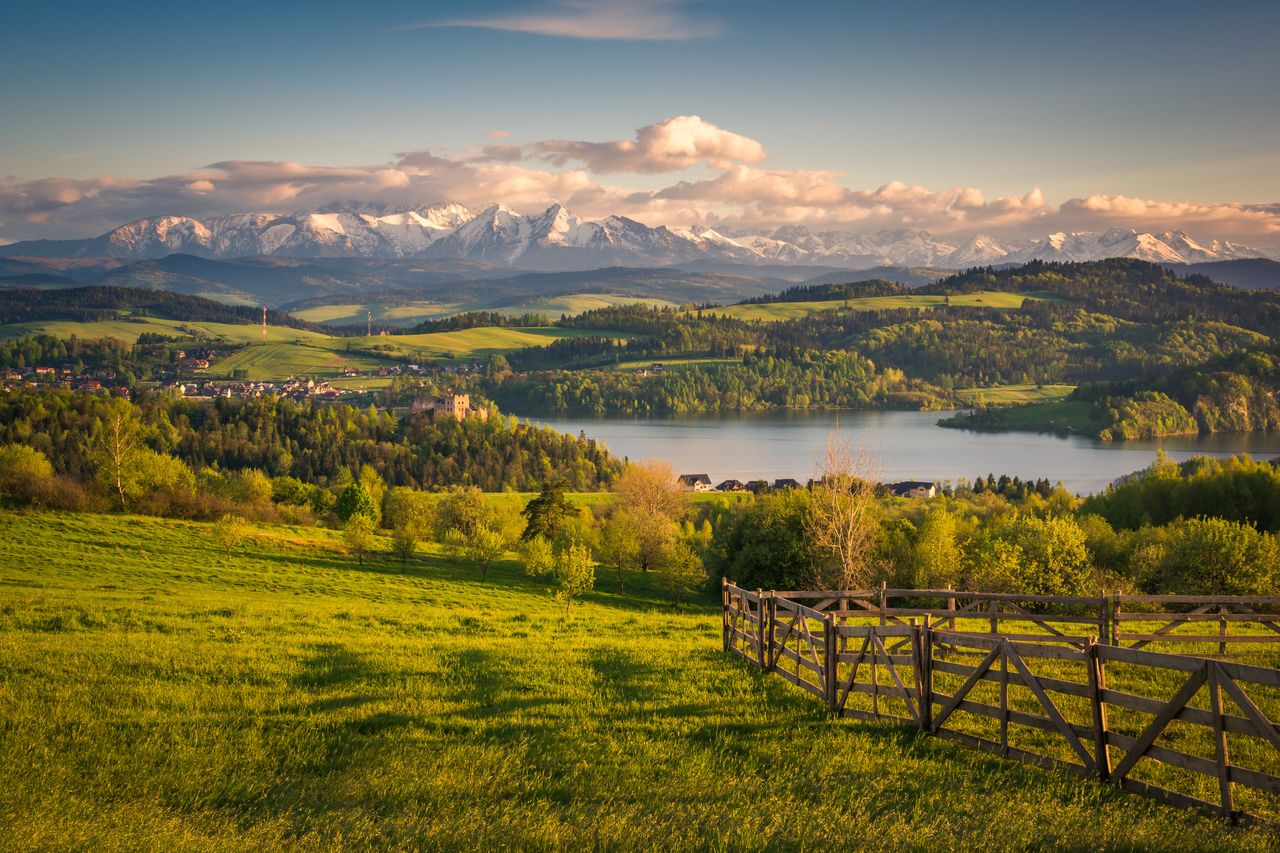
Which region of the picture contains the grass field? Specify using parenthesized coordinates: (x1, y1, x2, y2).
(709, 291, 1054, 322)
(493, 293, 680, 318)
(289, 302, 462, 328)
(0, 509, 1270, 849)
(610, 356, 741, 372)
(956, 384, 1077, 406)
(0, 317, 333, 346)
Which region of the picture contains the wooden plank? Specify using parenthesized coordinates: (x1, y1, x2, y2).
(1115, 777, 1224, 818)
(1114, 611, 1280, 622)
(1117, 594, 1280, 604)
(1230, 765, 1280, 795)
(930, 728, 1092, 779)
(1098, 687, 1264, 738)
(1117, 633, 1280, 644)
(1207, 662, 1233, 818)
(1094, 644, 1208, 672)
(930, 659, 1091, 698)
(1215, 673, 1280, 753)
(1216, 658, 1280, 688)
(1006, 644, 1095, 771)
(1105, 731, 1219, 776)
(773, 665, 825, 698)
(837, 634, 871, 711)
(774, 644, 824, 674)
(885, 589, 1102, 605)
(931, 645, 1002, 732)
(873, 633, 920, 725)
(1109, 666, 1208, 783)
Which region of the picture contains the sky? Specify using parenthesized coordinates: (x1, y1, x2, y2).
(1, 0, 1277, 244)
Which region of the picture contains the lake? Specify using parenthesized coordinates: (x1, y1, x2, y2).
(533, 410, 1280, 494)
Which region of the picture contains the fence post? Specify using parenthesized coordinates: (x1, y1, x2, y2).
(1085, 637, 1111, 782)
(721, 578, 730, 652)
(1218, 608, 1228, 656)
(756, 589, 767, 671)
(824, 612, 837, 712)
(945, 585, 956, 632)
(1097, 590, 1109, 649)
(989, 597, 998, 636)
(918, 615, 933, 733)
(1110, 593, 1120, 646)
(879, 581, 887, 627)
(765, 592, 777, 672)
(1207, 661, 1235, 822)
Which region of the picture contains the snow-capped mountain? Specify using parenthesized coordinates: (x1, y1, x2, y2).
(2, 203, 1275, 270)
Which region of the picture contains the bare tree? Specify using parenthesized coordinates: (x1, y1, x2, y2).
(804, 432, 881, 591)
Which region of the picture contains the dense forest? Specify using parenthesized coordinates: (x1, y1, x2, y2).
(0, 286, 324, 332)
(0, 388, 621, 494)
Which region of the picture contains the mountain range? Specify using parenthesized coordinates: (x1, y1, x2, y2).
(2, 203, 1275, 271)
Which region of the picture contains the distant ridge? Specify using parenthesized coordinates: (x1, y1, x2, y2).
(2, 202, 1275, 271)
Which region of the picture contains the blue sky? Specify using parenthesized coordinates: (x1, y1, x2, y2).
(1, 0, 1277, 242)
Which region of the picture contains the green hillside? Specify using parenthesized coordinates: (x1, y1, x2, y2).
(710, 291, 1044, 322)
(0, 510, 1263, 850)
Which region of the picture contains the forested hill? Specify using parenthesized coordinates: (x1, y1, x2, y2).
(921, 259, 1280, 336)
(738, 279, 910, 304)
(0, 286, 326, 333)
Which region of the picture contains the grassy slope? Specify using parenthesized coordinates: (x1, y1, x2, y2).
(709, 291, 1046, 322)
(0, 317, 332, 345)
(494, 293, 680, 317)
(956, 384, 1077, 406)
(0, 510, 1270, 850)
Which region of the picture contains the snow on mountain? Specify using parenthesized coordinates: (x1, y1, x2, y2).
(16, 203, 1277, 270)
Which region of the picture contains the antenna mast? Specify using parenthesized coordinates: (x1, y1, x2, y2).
(261, 306, 267, 342)
(367, 311, 372, 337)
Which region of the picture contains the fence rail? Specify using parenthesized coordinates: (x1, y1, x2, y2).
(723, 581, 1280, 828)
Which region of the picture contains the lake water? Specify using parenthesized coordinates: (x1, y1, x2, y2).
(533, 410, 1280, 494)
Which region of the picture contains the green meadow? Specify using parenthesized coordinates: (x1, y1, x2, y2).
(956, 384, 1077, 406)
(708, 291, 1049, 322)
(0, 510, 1270, 850)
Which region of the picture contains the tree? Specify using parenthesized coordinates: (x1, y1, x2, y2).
(1155, 517, 1279, 594)
(335, 482, 378, 524)
(90, 398, 143, 510)
(804, 434, 880, 590)
(912, 507, 962, 589)
(383, 487, 434, 539)
(599, 512, 642, 589)
(554, 541, 595, 615)
(343, 514, 377, 566)
(709, 490, 811, 590)
(435, 485, 487, 540)
(0, 444, 54, 505)
(519, 535, 555, 581)
(390, 525, 417, 567)
(463, 524, 506, 579)
(657, 541, 705, 605)
(212, 514, 249, 555)
(998, 513, 1092, 596)
(613, 460, 686, 520)
(521, 479, 574, 542)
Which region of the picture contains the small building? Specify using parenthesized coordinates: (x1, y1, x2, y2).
(889, 481, 937, 499)
(651, 363, 665, 374)
(715, 479, 748, 493)
(411, 393, 488, 421)
(746, 480, 771, 494)
(773, 478, 802, 491)
(678, 473, 713, 492)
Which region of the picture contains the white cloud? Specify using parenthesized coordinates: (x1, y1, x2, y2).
(1, 117, 1277, 246)
(535, 115, 766, 174)
(407, 0, 719, 42)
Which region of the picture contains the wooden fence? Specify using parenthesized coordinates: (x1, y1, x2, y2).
(747, 585, 1280, 656)
(723, 581, 1280, 827)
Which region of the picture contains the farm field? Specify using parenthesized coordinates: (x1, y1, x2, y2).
(956, 384, 1077, 406)
(0, 510, 1269, 850)
(709, 291, 1055, 322)
(212, 343, 394, 381)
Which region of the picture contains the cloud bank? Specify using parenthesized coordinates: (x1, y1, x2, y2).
(1, 114, 1277, 245)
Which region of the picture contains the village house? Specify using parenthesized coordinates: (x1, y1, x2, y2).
(773, 478, 802, 491)
(715, 479, 748, 493)
(888, 481, 937, 499)
(677, 473, 713, 492)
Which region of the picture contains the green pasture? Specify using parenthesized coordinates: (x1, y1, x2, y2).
(710, 291, 1055, 322)
(0, 317, 332, 345)
(0, 510, 1269, 850)
(956, 384, 1077, 406)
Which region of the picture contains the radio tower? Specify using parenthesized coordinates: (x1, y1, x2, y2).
(261, 306, 268, 342)
(367, 311, 372, 337)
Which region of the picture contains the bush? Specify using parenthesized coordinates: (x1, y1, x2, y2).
(0, 444, 54, 505)
(336, 482, 379, 524)
(520, 536, 555, 581)
(710, 491, 811, 590)
(1154, 517, 1280, 594)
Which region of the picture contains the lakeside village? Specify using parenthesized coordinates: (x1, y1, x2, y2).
(677, 473, 938, 500)
(0, 346, 488, 402)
